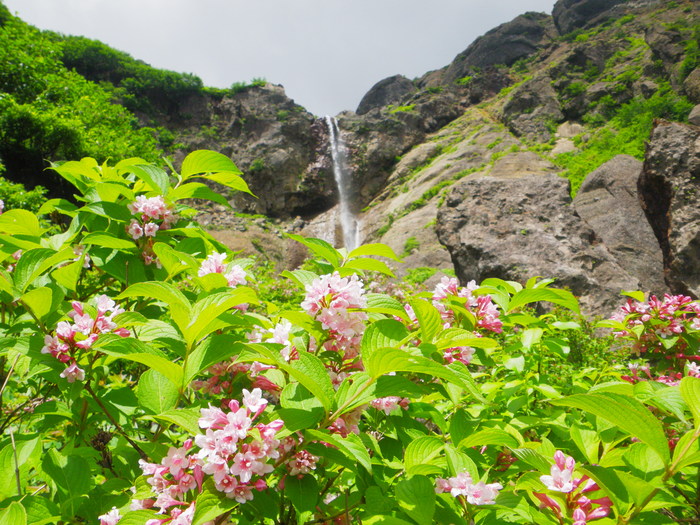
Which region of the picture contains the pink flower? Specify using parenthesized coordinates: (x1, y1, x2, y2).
(98, 507, 121, 525)
(143, 222, 159, 237)
(466, 481, 503, 505)
(287, 450, 319, 476)
(371, 396, 408, 415)
(60, 363, 85, 383)
(162, 446, 190, 478)
(242, 388, 267, 416)
(540, 450, 576, 493)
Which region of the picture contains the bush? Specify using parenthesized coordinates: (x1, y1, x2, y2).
(0, 149, 699, 525)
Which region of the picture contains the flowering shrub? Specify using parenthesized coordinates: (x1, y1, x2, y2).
(0, 150, 699, 525)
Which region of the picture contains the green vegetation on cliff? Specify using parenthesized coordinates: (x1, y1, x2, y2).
(0, 6, 162, 196)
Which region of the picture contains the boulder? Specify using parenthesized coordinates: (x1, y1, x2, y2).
(436, 173, 641, 316)
(443, 13, 554, 84)
(683, 68, 700, 104)
(638, 120, 700, 297)
(573, 155, 666, 294)
(356, 75, 417, 115)
(502, 76, 564, 142)
(689, 105, 700, 127)
(552, 0, 629, 36)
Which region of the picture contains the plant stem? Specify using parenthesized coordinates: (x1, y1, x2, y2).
(10, 429, 20, 496)
(85, 382, 149, 460)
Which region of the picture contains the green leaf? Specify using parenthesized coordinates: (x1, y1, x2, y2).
(280, 269, 319, 289)
(138, 369, 179, 414)
(146, 407, 202, 436)
(458, 429, 519, 450)
(508, 288, 580, 314)
(20, 287, 53, 320)
(129, 164, 170, 194)
(410, 299, 441, 344)
(580, 465, 632, 514)
(363, 517, 415, 525)
(181, 150, 240, 179)
(21, 496, 59, 525)
(192, 477, 239, 524)
(285, 475, 318, 514)
(82, 232, 135, 250)
(348, 243, 402, 261)
(41, 450, 94, 516)
(169, 182, 231, 207)
(521, 328, 543, 350)
(305, 429, 372, 473)
(117, 281, 191, 332)
(681, 377, 700, 427)
(99, 346, 183, 388)
(185, 287, 257, 346)
(184, 335, 242, 385)
(13, 248, 73, 293)
(365, 293, 409, 320)
(396, 475, 435, 525)
(343, 257, 395, 277)
(199, 171, 253, 195)
(114, 510, 161, 525)
(551, 393, 670, 464)
(152, 243, 198, 280)
(362, 319, 408, 360)
(287, 234, 341, 268)
(404, 436, 444, 475)
(512, 448, 551, 474)
(334, 372, 376, 416)
(0, 209, 43, 237)
(0, 502, 26, 525)
(281, 352, 335, 413)
(51, 259, 83, 291)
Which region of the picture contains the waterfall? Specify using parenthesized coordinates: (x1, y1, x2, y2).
(325, 115, 359, 251)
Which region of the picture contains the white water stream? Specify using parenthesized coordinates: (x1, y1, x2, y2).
(325, 115, 360, 251)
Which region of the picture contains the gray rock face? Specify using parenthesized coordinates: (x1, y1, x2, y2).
(573, 155, 666, 294)
(552, 0, 628, 36)
(689, 105, 700, 127)
(436, 173, 641, 316)
(173, 84, 337, 218)
(502, 76, 564, 142)
(639, 121, 700, 297)
(443, 13, 554, 84)
(684, 68, 700, 104)
(356, 75, 417, 115)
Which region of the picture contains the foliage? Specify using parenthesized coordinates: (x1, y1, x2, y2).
(0, 176, 47, 212)
(0, 149, 698, 525)
(387, 104, 416, 114)
(57, 34, 204, 115)
(0, 14, 161, 193)
(556, 83, 693, 195)
(401, 236, 420, 257)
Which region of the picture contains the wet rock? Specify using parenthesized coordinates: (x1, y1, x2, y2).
(573, 155, 666, 294)
(683, 68, 700, 104)
(436, 173, 641, 316)
(442, 13, 555, 84)
(356, 75, 417, 115)
(552, 0, 629, 36)
(638, 120, 700, 297)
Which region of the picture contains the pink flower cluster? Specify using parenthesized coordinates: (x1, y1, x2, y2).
(126, 195, 177, 266)
(301, 272, 368, 359)
(370, 396, 409, 415)
(611, 294, 700, 352)
(129, 389, 296, 523)
(535, 451, 611, 524)
(41, 295, 129, 382)
(198, 252, 247, 288)
(435, 471, 502, 505)
(432, 277, 502, 334)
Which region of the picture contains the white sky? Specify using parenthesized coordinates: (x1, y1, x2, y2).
(4, 0, 557, 116)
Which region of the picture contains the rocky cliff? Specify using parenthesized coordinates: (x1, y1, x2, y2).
(170, 0, 700, 315)
(5, 0, 699, 315)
